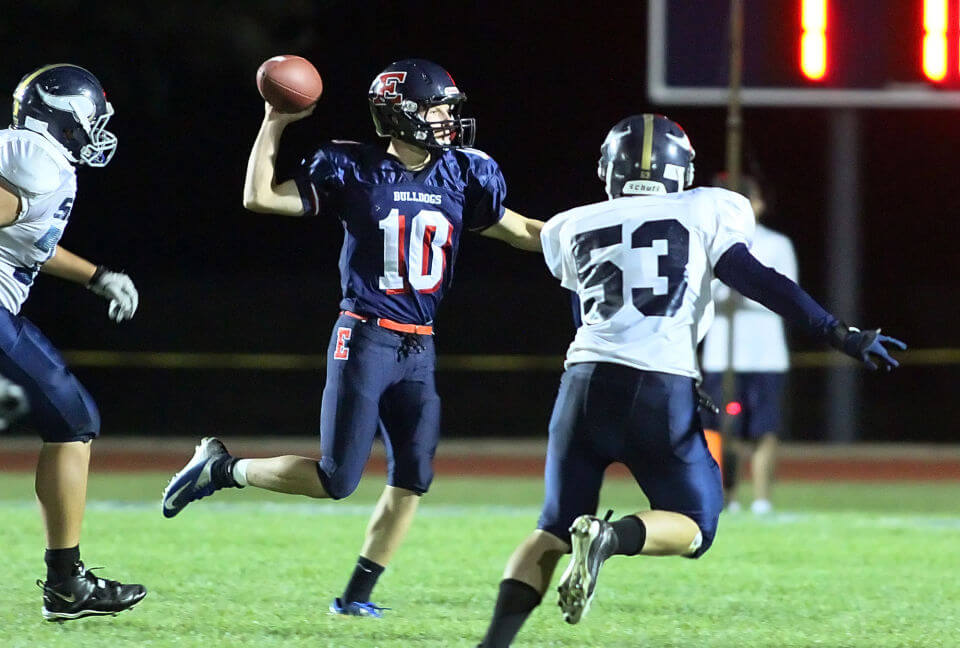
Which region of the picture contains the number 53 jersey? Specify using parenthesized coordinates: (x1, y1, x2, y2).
(541, 187, 755, 379)
(294, 142, 506, 325)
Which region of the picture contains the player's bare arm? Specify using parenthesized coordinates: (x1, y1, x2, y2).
(41, 246, 139, 322)
(40, 245, 97, 284)
(0, 181, 20, 227)
(242, 102, 315, 216)
(480, 208, 544, 251)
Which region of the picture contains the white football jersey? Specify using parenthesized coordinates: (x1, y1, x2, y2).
(541, 187, 755, 379)
(701, 223, 798, 372)
(0, 128, 77, 314)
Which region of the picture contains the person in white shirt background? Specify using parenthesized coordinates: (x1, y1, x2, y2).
(700, 174, 797, 515)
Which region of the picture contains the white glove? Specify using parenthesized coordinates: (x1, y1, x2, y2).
(0, 375, 28, 430)
(88, 267, 139, 322)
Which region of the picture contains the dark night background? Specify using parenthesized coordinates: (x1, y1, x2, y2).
(1, 0, 956, 441)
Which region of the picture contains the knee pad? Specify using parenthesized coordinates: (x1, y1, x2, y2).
(686, 527, 716, 559)
(316, 459, 362, 500)
(389, 455, 433, 495)
(37, 394, 101, 443)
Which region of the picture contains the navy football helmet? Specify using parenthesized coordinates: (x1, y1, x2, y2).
(11, 64, 117, 167)
(368, 59, 475, 150)
(598, 114, 695, 199)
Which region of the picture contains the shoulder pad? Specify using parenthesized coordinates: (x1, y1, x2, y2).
(0, 134, 62, 197)
(457, 147, 492, 160)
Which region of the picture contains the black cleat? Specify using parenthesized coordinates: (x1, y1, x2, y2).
(557, 514, 618, 624)
(38, 562, 146, 622)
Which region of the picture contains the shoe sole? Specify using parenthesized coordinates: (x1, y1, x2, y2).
(161, 437, 219, 519)
(328, 603, 383, 618)
(42, 593, 147, 622)
(557, 515, 599, 625)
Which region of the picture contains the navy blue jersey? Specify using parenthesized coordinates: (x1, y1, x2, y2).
(294, 142, 506, 324)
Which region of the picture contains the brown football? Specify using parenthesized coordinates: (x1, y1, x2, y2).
(256, 55, 323, 113)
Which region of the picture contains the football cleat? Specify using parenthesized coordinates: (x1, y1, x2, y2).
(161, 437, 232, 518)
(329, 597, 389, 618)
(557, 514, 618, 624)
(38, 562, 146, 622)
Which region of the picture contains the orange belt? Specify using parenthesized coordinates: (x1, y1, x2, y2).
(342, 310, 433, 335)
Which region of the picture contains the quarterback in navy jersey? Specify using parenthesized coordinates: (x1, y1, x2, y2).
(477, 114, 905, 647)
(162, 59, 543, 617)
(0, 64, 145, 621)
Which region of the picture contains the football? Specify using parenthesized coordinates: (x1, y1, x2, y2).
(256, 55, 323, 113)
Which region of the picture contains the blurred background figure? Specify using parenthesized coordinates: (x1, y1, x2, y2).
(0, 374, 28, 430)
(700, 174, 797, 515)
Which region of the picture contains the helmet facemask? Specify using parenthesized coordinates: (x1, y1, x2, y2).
(75, 102, 117, 167)
(376, 96, 475, 150)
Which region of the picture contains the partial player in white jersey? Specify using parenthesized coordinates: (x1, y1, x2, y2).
(478, 114, 905, 647)
(0, 64, 145, 621)
(700, 174, 797, 514)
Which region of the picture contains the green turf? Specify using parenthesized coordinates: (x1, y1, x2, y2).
(1, 472, 957, 647)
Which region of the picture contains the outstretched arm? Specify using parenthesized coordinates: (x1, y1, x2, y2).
(42, 246, 138, 322)
(242, 103, 314, 215)
(480, 208, 544, 251)
(715, 243, 906, 371)
(40, 245, 97, 284)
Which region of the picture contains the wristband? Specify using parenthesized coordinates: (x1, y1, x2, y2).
(87, 265, 108, 288)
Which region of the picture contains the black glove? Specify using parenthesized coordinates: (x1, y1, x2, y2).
(828, 322, 907, 371)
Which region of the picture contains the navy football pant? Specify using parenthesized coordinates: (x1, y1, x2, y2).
(317, 313, 440, 499)
(0, 308, 100, 442)
(537, 362, 723, 558)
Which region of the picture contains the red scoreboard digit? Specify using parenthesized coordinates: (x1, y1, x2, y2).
(649, 0, 960, 107)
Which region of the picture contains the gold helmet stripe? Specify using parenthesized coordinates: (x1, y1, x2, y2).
(641, 113, 654, 172)
(12, 64, 63, 120)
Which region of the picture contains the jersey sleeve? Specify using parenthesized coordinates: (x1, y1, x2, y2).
(540, 213, 565, 279)
(540, 211, 578, 291)
(0, 136, 61, 220)
(462, 152, 506, 231)
(292, 145, 345, 218)
(704, 188, 756, 267)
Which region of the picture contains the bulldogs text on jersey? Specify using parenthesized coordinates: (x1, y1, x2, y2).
(294, 143, 506, 325)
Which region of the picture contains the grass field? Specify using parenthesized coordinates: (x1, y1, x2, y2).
(1, 472, 958, 647)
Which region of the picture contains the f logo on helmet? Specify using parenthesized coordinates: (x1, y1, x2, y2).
(373, 72, 407, 105)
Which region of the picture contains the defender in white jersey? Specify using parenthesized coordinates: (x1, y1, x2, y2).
(478, 114, 904, 647)
(0, 64, 145, 621)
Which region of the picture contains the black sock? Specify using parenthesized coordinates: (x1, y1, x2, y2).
(342, 556, 385, 603)
(611, 515, 647, 556)
(211, 455, 241, 488)
(45, 545, 80, 583)
(479, 578, 542, 648)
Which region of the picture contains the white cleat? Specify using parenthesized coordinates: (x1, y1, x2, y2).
(557, 514, 617, 625)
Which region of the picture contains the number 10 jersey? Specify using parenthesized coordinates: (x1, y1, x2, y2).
(541, 187, 755, 379)
(294, 141, 506, 325)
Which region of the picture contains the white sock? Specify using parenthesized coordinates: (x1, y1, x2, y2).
(232, 459, 251, 487)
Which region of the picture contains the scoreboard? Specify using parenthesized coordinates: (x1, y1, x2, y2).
(648, 0, 960, 106)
